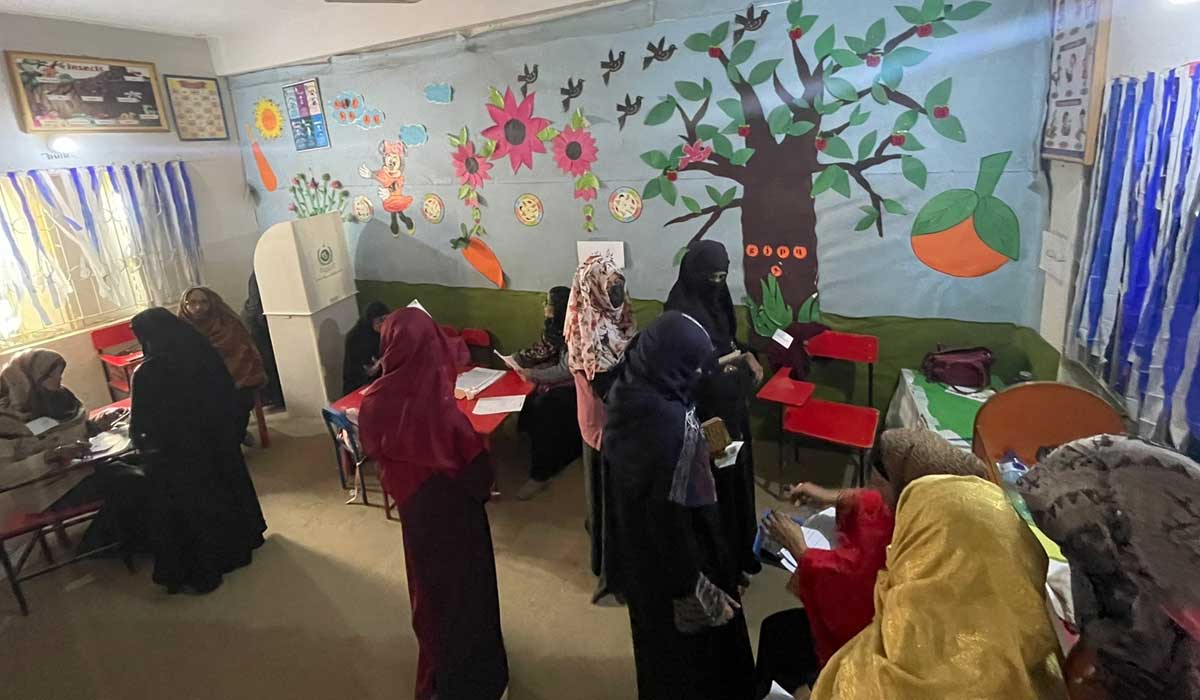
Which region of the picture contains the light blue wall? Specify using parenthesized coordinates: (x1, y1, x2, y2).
(230, 0, 1052, 327)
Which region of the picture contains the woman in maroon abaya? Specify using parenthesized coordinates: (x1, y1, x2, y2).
(358, 308, 509, 700)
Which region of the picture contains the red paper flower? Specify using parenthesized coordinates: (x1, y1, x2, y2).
(553, 128, 599, 177)
(575, 187, 598, 202)
(453, 141, 494, 190)
(330, 180, 343, 190)
(482, 88, 552, 174)
(679, 140, 714, 169)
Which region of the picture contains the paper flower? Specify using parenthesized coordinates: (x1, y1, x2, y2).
(482, 88, 552, 173)
(553, 127, 599, 177)
(453, 141, 494, 190)
(679, 140, 714, 169)
(575, 187, 599, 202)
(254, 99, 284, 140)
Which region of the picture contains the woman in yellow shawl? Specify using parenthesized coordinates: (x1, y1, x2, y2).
(812, 474, 1066, 700)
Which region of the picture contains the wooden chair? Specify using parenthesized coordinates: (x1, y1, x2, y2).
(90, 321, 143, 401)
(783, 399, 881, 486)
(972, 382, 1126, 482)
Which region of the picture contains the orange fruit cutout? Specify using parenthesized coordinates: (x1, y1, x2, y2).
(911, 216, 1009, 278)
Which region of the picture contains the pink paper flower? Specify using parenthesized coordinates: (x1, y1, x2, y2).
(453, 141, 494, 190)
(552, 128, 599, 177)
(679, 140, 714, 169)
(574, 187, 598, 202)
(330, 180, 343, 190)
(481, 88, 552, 174)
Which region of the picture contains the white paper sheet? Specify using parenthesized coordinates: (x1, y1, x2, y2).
(771, 328, 795, 349)
(714, 441, 744, 469)
(25, 416, 60, 436)
(407, 298, 430, 316)
(456, 367, 505, 398)
(473, 395, 526, 415)
(494, 349, 522, 371)
(576, 241, 625, 268)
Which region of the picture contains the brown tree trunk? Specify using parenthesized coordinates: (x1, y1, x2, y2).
(738, 136, 819, 311)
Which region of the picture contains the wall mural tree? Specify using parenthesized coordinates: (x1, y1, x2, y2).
(640, 0, 994, 336)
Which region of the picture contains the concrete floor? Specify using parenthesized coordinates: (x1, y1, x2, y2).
(0, 423, 837, 700)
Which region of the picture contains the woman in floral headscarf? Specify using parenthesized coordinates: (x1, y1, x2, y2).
(563, 253, 636, 588)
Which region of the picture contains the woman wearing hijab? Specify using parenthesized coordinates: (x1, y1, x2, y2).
(754, 429, 987, 697)
(179, 286, 266, 444)
(129, 308, 267, 594)
(666, 241, 764, 578)
(358, 308, 508, 700)
(0, 349, 85, 444)
(241, 273, 283, 407)
(605, 311, 755, 700)
(564, 253, 636, 585)
(811, 474, 1066, 700)
(342, 301, 391, 394)
(1019, 435, 1200, 700)
(513, 286, 581, 500)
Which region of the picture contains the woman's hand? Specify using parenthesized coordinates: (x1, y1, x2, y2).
(786, 482, 841, 508)
(47, 441, 88, 466)
(765, 510, 808, 559)
(92, 410, 122, 433)
(743, 352, 765, 384)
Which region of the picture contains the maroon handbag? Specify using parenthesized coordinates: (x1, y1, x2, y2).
(921, 345, 994, 390)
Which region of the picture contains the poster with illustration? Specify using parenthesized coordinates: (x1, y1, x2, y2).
(164, 75, 228, 141)
(1043, 0, 1111, 164)
(282, 77, 331, 151)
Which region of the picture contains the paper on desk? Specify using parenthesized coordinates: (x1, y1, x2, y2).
(771, 328, 795, 349)
(473, 395, 526, 415)
(25, 416, 60, 436)
(407, 299, 430, 316)
(456, 367, 505, 398)
(494, 349, 522, 371)
(714, 441, 744, 469)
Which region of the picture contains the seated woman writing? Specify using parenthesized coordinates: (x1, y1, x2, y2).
(512, 286, 581, 500)
(754, 428, 988, 697)
(342, 301, 390, 395)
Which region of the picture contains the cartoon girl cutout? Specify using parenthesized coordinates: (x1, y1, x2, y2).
(359, 140, 415, 236)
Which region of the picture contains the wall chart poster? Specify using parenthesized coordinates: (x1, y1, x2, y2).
(1042, 0, 1111, 164)
(282, 77, 331, 152)
(3, 51, 168, 133)
(163, 74, 229, 141)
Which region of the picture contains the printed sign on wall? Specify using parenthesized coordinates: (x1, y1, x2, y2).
(282, 78, 331, 152)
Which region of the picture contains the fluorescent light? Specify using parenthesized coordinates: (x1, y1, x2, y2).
(48, 136, 78, 155)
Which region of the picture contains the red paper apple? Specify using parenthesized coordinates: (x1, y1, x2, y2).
(917, 23, 934, 37)
(738, 125, 751, 137)
(789, 27, 803, 40)
(666, 170, 679, 182)
(866, 54, 881, 68)
(891, 133, 908, 147)
(708, 47, 725, 59)
(815, 138, 828, 152)
(933, 105, 950, 119)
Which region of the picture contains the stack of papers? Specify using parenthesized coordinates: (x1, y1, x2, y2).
(455, 367, 505, 399)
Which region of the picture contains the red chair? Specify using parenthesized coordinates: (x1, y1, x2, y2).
(805, 330, 880, 406)
(90, 321, 143, 401)
(783, 398, 881, 486)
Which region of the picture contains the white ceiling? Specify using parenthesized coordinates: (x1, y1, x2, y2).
(0, 0, 621, 75)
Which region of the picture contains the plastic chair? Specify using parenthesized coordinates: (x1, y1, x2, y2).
(90, 321, 143, 401)
(783, 398, 881, 486)
(321, 408, 394, 520)
(972, 382, 1126, 482)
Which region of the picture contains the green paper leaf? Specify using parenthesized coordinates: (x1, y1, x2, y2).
(720, 186, 738, 207)
(831, 166, 851, 197)
(727, 63, 745, 84)
(570, 110, 588, 130)
(858, 131, 878, 160)
(711, 21, 730, 46)
(898, 132, 925, 151)
(717, 98, 745, 122)
(830, 49, 863, 68)
(931, 21, 958, 37)
(731, 148, 756, 166)
(643, 177, 663, 201)
(975, 151, 1012, 197)
(920, 0, 943, 22)
(712, 133, 735, 160)
(487, 87, 504, 108)
(669, 144, 686, 163)
(814, 25, 837, 60)
(856, 208, 880, 231)
(576, 172, 600, 190)
(722, 121, 742, 135)
(811, 166, 839, 196)
(912, 189, 979, 235)
(974, 195, 1021, 260)
(536, 126, 560, 142)
(895, 5, 923, 24)
(641, 150, 670, 170)
(823, 135, 853, 159)
(894, 109, 919, 132)
(871, 82, 890, 105)
(789, 120, 816, 136)
(729, 39, 756, 66)
(682, 196, 702, 214)
(786, 0, 806, 26)
(457, 183, 472, 200)
(796, 15, 819, 33)
(696, 124, 720, 141)
(706, 186, 724, 204)
(480, 140, 497, 158)
(814, 93, 843, 115)
(674, 246, 690, 267)
(883, 198, 909, 215)
(902, 155, 928, 189)
(930, 114, 967, 142)
(866, 18, 887, 48)
(849, 105, 870, 126)
(845, 36, 869, 55)
(676, 81, 707, 102)
(645, 97, 677, 126)
(880, 58, 903, 88)
(768, 105, 794, 136)
(890, 47, 931, 67)
(947, 1, 991, 21)
(661, 177, 678, 206)
(748, 59, 783, 86)
(924, 78, 953, 112)
(685, 33, 712, 53)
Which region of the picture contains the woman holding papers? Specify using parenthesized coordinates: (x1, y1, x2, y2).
(605, 312, 755, 700)
(754, 429, 987, 697)
(358, 308, 508, 700)
(666, 241, 764, 579)
(511, 286, 582, 500)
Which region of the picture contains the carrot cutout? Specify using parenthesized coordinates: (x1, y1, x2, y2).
(452, 224, 504, 288)
(245, 124, 278, 192)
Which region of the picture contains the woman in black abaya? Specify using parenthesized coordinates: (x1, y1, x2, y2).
(342, 301, 391, 395)
(605, 312, 755, 700)
(130, 308, 267, 593)
(665, 241, 764, 576)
